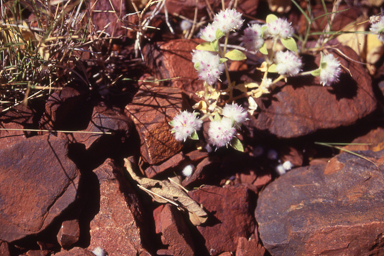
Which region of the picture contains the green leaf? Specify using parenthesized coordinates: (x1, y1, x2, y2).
(194, 62, 200, 70)
(190, 130, 199, 140)
(261, 25, 268, 38)
(213, 112, 221, 122)
(211, 40, 219, 52)
(311, 69, 321, 76)
(225, 49, 247, 61)
(266, 14, 278, 24)
(196, 42, 216, 52)
(281, 37, 297, 53)
(230, 137, 244, 152)
(219, 58, 228, 63)
(259, 43, 268, 55)
(168, 120, 174, 126)
(268, 63, 277, 73)
(216, 29, 225, 40)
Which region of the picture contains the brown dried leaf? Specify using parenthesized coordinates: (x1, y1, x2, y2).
(124, 158, 208, 225)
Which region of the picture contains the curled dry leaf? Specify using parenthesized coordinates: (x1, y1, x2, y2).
(124, 158, 208, 226)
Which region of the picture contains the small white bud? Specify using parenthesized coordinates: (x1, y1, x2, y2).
(182, 164, 194, 177)
(282, 161, 293, 171)
(93, 247, 107, 256)
(180, 20, 192, 31)
(275, 164, 286, 175)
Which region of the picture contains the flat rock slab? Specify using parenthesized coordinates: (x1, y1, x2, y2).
(256, 150, 384, 255)
(0, 135, 79, 242)
(189, 185, 255, 254)
(88, 179, 143, 256)
(250, 46, 376, 138)
(125, 85, 183, 165)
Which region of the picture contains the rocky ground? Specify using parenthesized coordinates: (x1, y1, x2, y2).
(1, 0, 384, 255)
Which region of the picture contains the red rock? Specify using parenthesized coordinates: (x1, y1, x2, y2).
(53, 247, 94, 256)
(279, 147, 303, 167)
(182, 156, 221, 188)
(91, 0, 128, 37)
(253, 174, 272, 189)
(73, 105, 133, 150)
(154, 204, 195, 256)
(125, 85, 183, 164)
(143, 39, 204, 94)
(88, 179, 143, 256)
(0, 122, 25, 150)
(344, 127, 384, 152)
(56, 219, 80, 249)
(40, 86, 91, 130)
(250, 46, 376, 138)
(26, 250, 51, 256)
(0, 240, 10, 256)
(185, 150, 209, 162)
(145, 152, 185, 178)
(235, 236, 265, 256)
(256, 150, 384, 255)
(189, 185, 255, 254)
(0, 134, 79, 242)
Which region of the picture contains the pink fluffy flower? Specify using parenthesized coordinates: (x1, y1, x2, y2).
(192, 50, 224, 85)
(170, 111, 202, 141)
(370, 15, 384, 43)
(274, 50, 302, 76)
(264, 18, 293, 39)
(208, 117, 236, 148)
(222, 102, 248, 125)
(242, 24, 264, 52)
(200, 23, 220, 42)
(319, 54, 341, 86)
(213, 9, 244, 33)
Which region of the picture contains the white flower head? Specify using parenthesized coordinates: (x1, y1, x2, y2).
(319, 53, 341, 86)
(192, 50, 224, 85)
(208, 117, 236, 148)
(242, 24, 265, 52)
(200, 23, 220, 42)
(213, 9, 244, 33)
(222, 102, 248, 125)
(264, 18, 293, 39)
(274, 51, 302, 76)
(170, 111, 203, 142)
(261, 78, 273, 89)
(370, 15, 384, 43)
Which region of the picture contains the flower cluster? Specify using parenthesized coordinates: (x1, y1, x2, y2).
(169, 111, 202, 142)
(370, 15, 384, 43)
(264, 18, 293, 39)
(319, 54, 341, 86)
(274, 50, 302, 76)
(170, 103, 247, 150)
(200, 9, 244, 42)
(242, 24, 264, 52)
(192, 50, 224, 85)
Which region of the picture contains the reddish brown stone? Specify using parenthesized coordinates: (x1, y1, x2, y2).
(40, 86, 92, 130)
(91, 0, 128, 37)
(154, 204, 195, 256)
(145, 152, 185, 178)
(0, 240, 10, 256)
(256, 150, 384, 256)
(57, 219, 80, 249)
(236, 236, 265, 256)
(0, 122, 25, 150)
(88, 179, 143, 256)
(53, 247, 94, 256)
(182, 156, 220, 188)
(344, 127, 384, 152)
(0, 134, 79, 242)
(250, 46, 376, 138)
(125, 85, 183, 165)
(26, 250, 51, 256)
(73, 105, 132, 150)
(186, 150, 209, 162)
(280, 147, 303, 167)
(143, 39, 205, 94)
(253, 174, 272, 189)
(189, 185, 255, 254)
